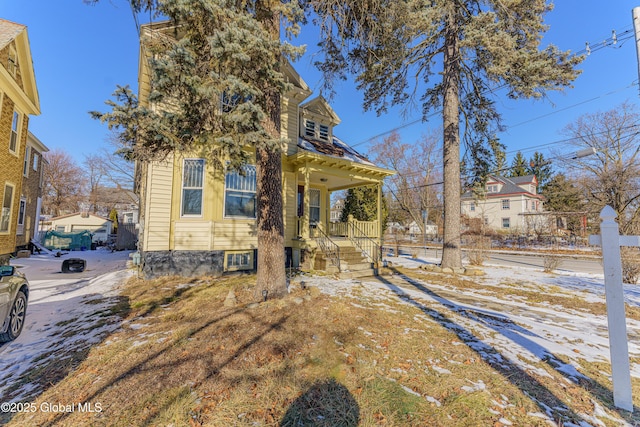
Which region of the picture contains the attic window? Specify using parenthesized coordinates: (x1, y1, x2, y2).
(319, 124, 329, 141)
(8, 47, 17, 77)
(304, 120, 316, 138)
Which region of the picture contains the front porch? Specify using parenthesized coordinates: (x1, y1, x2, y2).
(286, 136, 395, 276)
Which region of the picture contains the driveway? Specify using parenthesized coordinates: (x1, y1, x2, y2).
(0, 249, 133, 406)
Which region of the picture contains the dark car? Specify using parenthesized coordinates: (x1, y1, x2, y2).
(0, 265, 29, 343)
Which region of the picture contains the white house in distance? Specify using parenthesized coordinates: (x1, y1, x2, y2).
(46, 212, 113, 243)
(461, 174, 545, 233)
(407, 220, 438, 237)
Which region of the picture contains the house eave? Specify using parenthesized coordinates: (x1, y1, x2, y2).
(287, 150, 395, 179)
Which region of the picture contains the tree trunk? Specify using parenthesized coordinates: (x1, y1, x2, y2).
(440, 10, 462, 270)
(254, 0, 287, 300)
(255, 144, 287, 300)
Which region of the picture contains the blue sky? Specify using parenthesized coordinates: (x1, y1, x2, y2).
(3, 1, 639, 168)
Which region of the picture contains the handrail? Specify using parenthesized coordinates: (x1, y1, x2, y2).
(347, 218, 381, 267)
(315, 225, 341, 271)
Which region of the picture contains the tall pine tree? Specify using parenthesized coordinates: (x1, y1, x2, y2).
(90, 0, 304, 299)
(527, 151, 553, 190)
(509, 152, 528, 177)
(311, 0, 582, 269)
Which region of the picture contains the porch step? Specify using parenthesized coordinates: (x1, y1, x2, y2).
(313, 239, 377, 279)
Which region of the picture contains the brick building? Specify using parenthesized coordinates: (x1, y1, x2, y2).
(0, 19, 40, 263)
(15, 132, 48, 250)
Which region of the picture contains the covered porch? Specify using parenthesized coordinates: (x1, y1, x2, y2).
(287, 148, 394, 273)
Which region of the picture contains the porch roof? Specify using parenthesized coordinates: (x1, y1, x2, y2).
(288, 137, 395, 191)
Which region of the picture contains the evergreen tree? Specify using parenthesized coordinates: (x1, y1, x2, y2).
(490, 138, 507, 175)
(109, 208, 119, 233)
(311, 0, 582, 269)
(509, 152, 528, 177)
(465, 135, 506, 185)
(527, 151, 553, 190)
(341, 186, 388, 230)
(543, 173, 585, 232)
(90, 0, 304, 299)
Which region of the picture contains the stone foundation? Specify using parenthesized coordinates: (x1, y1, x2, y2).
(142, 250, 224, 279)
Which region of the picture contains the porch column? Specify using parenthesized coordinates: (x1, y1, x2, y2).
(377, 182, 382, 245)
(302, 164, 310, 239)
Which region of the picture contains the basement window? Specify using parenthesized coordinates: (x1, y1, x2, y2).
(225, 251, 253, 271)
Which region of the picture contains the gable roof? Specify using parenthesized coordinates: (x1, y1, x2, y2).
(0, 19, 40, 115)
(300, 96, 341, 126)
(0, 19, 24, 49)
(462, 174, 543, 200)
(50, 212, 112, 222)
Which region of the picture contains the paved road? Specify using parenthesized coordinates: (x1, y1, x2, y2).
(389, 245, 604, 275)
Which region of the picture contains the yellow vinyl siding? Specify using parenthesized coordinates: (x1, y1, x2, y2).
(212, 220, 257, 250)
(143, 160, 173, 251)
(283, 98, 299, 155)
(174, 220, 212, 250)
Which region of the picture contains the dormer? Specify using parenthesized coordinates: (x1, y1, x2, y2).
(486, 179, 502, 194)
(299, 96, 341, 143)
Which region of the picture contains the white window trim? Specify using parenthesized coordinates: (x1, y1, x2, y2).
(319, 124, 329, 141)
(309, 188, 321, 224)
(502, 199, 510, 210)
(304, 119, 316, 138)
(224, 250, 254, 272)
(502, 217, 510, 229)
(16, 197, 26, 235)
(0, 183, 15, 234)
(223, 164, 257, 219)
(9, 110, 21, 155)
(23, 145, 30, 177)
(180, 158, 205, 218)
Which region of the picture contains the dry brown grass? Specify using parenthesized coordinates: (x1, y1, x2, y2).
(4, 271, 640, 427)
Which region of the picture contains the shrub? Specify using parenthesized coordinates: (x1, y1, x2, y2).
(467, 235, 491, 266)
(543, 255, 561, 273)
(621, 248, 640, 284)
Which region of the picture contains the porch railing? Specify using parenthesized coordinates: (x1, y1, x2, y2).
(329, 218, 379, 238)
(346, 215, 381, 267)
(315, 225, 341, 271)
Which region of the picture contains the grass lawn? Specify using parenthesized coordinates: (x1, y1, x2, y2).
(5, 268, 640, 427)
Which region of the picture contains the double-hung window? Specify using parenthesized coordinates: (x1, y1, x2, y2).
(0, 184, 14, 233)
(23, 146, 30, 177)
(502, 218, 510, 229)
(309, 189, 321, 224)
(9, 111, 20, 153)
(181, 159, 205, 216)
(501, 199, 510, 210)
(224, 165, 256, 218)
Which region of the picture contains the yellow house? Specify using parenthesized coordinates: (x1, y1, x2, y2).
(136, 24, 394, 278)
(0, 20, 40, 264)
